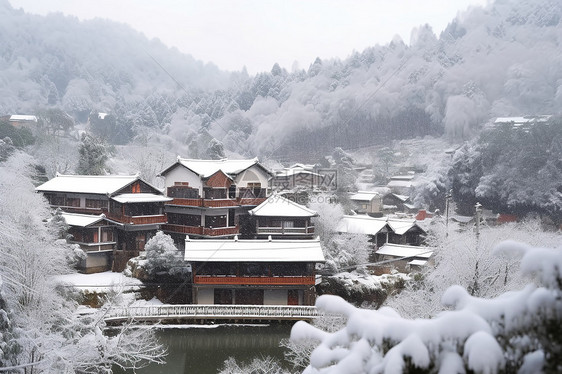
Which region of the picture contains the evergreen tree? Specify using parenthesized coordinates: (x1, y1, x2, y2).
(76, 133, 109, 175)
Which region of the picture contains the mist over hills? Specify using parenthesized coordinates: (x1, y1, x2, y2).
(1, 0, 561, 160)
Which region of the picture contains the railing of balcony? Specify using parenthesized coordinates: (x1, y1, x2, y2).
(194, 275, 316, 285)
(162, 224, 239, 237)
(257, 226, 315, 235)
(105, 212, 167, 225)
(169, 197, 267, 208)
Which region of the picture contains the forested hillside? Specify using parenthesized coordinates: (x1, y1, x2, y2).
(1, 0, 561, 160)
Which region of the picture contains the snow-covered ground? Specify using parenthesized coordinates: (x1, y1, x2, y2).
(55, 271, 143, 293)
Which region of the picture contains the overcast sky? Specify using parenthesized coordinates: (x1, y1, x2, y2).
(9, 0, 489, 74)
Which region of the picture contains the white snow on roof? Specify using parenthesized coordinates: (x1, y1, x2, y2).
(392, 194, 410, 202)
(98, 112, 108, 119)
(36, 175, 138, 195)
(249, 194, 317, 217)
(350, 191, 381, 201)
(387, 218, 424, 235)
(61, 212, 107, 227)
(337, 215, 424, 236)
(390, 174, 415, 181)
(276, 169, 321, 177)
(175, 158, 262, 178)
(494, 115, 551, 124)
(408, 259, 429, 266)
(111, 193, 172, 204)
(376, 243, 433, 259)
(9, 114, 37, 122)
(337, 215, 389, 235)
(184, 237, 325, 262)
(387, 179, 415, 188)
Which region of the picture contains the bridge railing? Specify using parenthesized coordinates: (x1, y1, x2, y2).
(104, 304, 320, 322)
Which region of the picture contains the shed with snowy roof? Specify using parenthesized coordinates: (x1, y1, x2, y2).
(349, 191, 383, 216)
(249, 193, 317, 239)
(375, 243, 434, 272)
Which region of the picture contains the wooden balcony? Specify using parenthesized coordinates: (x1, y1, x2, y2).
(169, 198, 203, 207)
(162, 224, 239, 237)
(239, 197, 267, 206)
(105, 213, 167, 225)
(168, 197, 267, 208)
(194, 275, 316, 285)
(202, 199, 240, 208)
(256, 226, 315, 235)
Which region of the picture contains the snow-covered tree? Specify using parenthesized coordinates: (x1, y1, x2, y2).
(386, 219, 560, 319)
(76, 133, 109, 175)
(291, 240, 562, 373)
(0, 151, 166, 372)
(205, 138, 226, 160)
(144, 231, 186, 278)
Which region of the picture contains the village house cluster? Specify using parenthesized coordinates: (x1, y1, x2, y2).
(36, 157, 430, 306)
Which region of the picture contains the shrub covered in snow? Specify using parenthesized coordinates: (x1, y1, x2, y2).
(291, 241, 562, 373)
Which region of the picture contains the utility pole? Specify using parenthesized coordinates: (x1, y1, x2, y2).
(474, 201, 482, 242)
(445, 189, 452, 237)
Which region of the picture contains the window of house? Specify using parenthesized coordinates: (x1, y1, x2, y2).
(66, 198, 80, 207)
(49, 195, 65, 206)
(86, 199, 106, 209)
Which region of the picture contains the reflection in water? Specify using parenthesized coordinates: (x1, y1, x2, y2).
(118, 323, 293, 374)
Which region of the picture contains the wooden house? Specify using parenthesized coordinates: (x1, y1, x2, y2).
(349, 191, 383, 216)
(8, 114, 38, 129)
(36, 174, 172, 271)
(248, 193, 317, 239)
(185, 237, 325, 306)
(159, 158, 273, 243)
(336, 215, 426, 248)
(387, 174, 417, 195)
(374, 243, 433, 272)
(61, 212, 120, 273)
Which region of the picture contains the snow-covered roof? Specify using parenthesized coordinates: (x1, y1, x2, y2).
(9, 114, 37, 122)
(111, 193, 172, 204)
(494, 115, 551, 124)
(451, 215, 474, 223)
(275, 169, 321, 177)
(376, 243, 433, 259)
(387, 179, 415, 188)
(184, 237, 325, 262)
(408, 259, 429, 266)
(61, 212, 120, 227)
(337, 215, 390, 235)
(392, 193, 410, 202)
(163, 157, 269, 178)
(288, 163, 316, 170)
(249, 193, 318, 217)
(36, 175, 139, 195)
(387, 218, 425, 235)
(350, 191, 381, 202)
(337, 215, 424, 236)
(390, 174, 415, 181)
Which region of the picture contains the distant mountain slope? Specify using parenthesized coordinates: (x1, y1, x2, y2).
(1, 0, 561, 161)
(0, 0, 229, 118)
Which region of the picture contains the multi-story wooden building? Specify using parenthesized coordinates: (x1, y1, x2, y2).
(158, 158, 272, 243)
(249, 193, 317, 239)
(36, 174, 171, 271)
(185, 236, 325, 306)
(61, 212, 120, 273)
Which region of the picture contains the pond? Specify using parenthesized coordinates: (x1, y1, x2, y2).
(116, 323, 294, 374)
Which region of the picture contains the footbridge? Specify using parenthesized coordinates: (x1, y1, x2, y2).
(104, 304, 321, 325)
